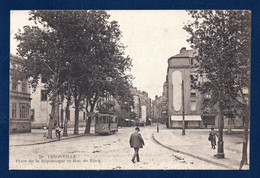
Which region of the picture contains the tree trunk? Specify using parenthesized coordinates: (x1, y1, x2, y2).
(55, 95, 59, 127)
(74, 97, 79, 135)
(217, 101, 225, 159)
(85, 104, 94, 133)
(239, 115, 249, 170)
(47, 106, 55, 139)
(63, 95, 71, 137)
(227, 117, 232, 135)
(60, 95, 64, 128)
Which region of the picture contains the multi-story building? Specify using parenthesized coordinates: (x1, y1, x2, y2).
(166, 47, 246, 129)
(162, 81, 168, 125)
(151, 95, 161, 123)
(10, 54, 32, 133)
(166, 47, 203, 128)
(30, 76, 87, 129)
(130, 87, 151, 125)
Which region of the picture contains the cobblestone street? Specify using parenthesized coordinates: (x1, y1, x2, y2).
(9, 124, 248, 170)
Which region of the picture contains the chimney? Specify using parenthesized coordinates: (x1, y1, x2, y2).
(180, 47, 186, 53)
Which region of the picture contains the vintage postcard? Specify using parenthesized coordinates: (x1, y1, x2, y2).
(9, 10, 250, 170)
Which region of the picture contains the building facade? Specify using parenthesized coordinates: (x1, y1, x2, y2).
(167, 47, 203, 129)
(30, 76, 87, 129)
(130, 87, 151, 125)
(10, 54, 32, 133)
(166, 47, 246, 129)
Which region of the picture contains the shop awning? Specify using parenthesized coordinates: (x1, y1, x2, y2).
(171, 115, 202, 121)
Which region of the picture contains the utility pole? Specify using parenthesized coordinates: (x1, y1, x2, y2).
(182, 80, 185, 135)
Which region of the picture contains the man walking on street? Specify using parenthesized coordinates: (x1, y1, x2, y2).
(129, 127, 145, 163)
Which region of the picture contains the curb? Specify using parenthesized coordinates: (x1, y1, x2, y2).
(10, 133, 95, 147)
(152, 133, 237, 170)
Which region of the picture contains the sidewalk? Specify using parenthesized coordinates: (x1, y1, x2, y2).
(10, 127, 95, 147)
(153, 125, 250, 170)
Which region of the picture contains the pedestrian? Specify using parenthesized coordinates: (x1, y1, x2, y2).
(129, 127, 145, 163)
(55, 124, 61, 141)
(43, 124, 47, 137)
(208, 127, 218, 149)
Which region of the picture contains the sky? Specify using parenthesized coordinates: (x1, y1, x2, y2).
(10, 10, 192, 100)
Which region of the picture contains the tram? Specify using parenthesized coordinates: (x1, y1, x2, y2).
(94, 113, 118, 135)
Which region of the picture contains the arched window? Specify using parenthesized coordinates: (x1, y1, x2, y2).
(20, 104, 29, 119)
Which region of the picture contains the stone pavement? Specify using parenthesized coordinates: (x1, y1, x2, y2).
(10, 127, 95, 146)
(153, 125, 250, 170)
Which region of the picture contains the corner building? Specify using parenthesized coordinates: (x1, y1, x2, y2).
(10, 54, 32, 133)
(167, 48, 203, 128)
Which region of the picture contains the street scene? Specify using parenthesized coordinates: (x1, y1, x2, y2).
(9, 10, 250, 170)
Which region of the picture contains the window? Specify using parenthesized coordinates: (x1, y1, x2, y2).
(111, 117, 117, 123)
(191, 89, 196, 97)
(12, 82, 17, 91)
(190, 101, 196, 111)
(22, 81, 27, 93)
(41, 90, 48, 101)
(96, 116, 101, 124)
(190, 75, 194, 81)
(20, 103, 29, 119)
(12, 102, 16, 118)
(102, 116, 108, 124)
(83, 112, 86, 120)
(31, 109, 35, 121)
(190, 58, 194, 65)
(204, 93, 211, 99)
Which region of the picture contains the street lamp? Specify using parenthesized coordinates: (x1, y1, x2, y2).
(182, 80, 185, 135)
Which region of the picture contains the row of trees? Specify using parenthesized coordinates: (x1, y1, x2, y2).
(14, 10, 133, 138)
(184, 10, 250, 169)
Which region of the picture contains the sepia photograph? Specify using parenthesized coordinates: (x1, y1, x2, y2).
(9, 10, 250, 170)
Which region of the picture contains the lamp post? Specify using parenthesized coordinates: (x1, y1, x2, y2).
(182, 80, 185, 135)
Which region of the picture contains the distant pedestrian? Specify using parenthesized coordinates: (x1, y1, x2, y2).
(43, 124, 47, 137)
(55, 124, 61, 140)
(208, 127, 218, 149)
(129, 127, 145, 163)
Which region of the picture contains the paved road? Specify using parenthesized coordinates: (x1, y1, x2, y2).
(10, 125, 225, 170)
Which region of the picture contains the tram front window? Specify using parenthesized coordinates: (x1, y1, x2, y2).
(103, 116, 107, 124)
(97, 117, 102, 124)
(111, 117, 116, 123)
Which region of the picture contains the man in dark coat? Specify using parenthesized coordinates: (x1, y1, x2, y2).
(129, 127, 145, 163)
